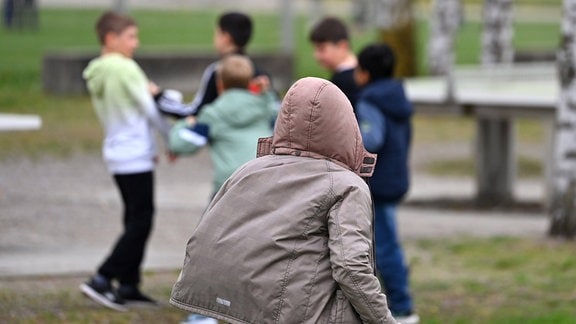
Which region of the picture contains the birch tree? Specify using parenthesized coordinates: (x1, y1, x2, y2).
(428, 0, 462, 76)
(481, 0, 514, 65)
(550, 0, 576, 238)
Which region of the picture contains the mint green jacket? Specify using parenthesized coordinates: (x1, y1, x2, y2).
(170, 89, 277, 192)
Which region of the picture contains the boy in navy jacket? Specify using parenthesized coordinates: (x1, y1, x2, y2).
(355, 43, 419, 324)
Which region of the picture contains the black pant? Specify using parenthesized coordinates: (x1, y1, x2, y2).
(98, 171, 155, 286)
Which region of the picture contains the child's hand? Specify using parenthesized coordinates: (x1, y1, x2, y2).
(167, 151, 178, 163)
(249, 76, 270, 94)
(149, 81, 160, 96)
(185, 116, 197, 126)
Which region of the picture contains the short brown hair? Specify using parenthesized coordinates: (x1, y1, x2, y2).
(309, 17, 349, 44)
(95, 11, 137, 45)
(217, 55, 254, 90)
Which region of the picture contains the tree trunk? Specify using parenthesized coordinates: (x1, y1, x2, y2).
(481, 0, 514, 65)
(549, 0, 576, 238)
(428, 0, 461, 76)
(373, 0, 418, 77)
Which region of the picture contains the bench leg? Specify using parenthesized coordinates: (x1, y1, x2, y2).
(476, 117, 516, 204)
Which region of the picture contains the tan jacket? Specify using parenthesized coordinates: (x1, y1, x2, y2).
(170, 77, 397, 324)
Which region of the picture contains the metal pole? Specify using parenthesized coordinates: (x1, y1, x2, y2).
(280, 0, 294, 54)
(113, 0, 127, 14)
(309, 0, 323, 26)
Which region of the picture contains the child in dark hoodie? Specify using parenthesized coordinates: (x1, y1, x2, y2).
(354, 43, 419, 324)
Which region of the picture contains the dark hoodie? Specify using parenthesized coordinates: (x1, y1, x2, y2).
(357, 78, 413, 203)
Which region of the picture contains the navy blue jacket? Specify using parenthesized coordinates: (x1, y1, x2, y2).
(356, 78, 412, 203)
(331, 68, 359, 108)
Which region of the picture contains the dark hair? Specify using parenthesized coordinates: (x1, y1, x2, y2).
(309, 17, 349, 43)
(95, 11, 136, 45)
(357, 43, 396, 80)
(218, 12, 253, 50)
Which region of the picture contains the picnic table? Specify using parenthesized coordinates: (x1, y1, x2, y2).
(0, 113, 42, 131)
(404, 63, 558, 205)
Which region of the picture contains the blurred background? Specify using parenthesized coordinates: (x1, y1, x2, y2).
(1, 1, 574, 323)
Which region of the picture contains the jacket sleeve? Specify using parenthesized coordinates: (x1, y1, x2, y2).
(156, 63, 219, 118)
(327, 184, 397, 324)
(262, 90, 280, 126)
(169, 119, 209, 155)
(356, 99, 386, 153)
(122, 63, 170, 145)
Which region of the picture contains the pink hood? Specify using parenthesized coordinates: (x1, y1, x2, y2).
(258, 77, 376, 178)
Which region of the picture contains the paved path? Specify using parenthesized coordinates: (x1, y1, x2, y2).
(0, 151, 548, 278)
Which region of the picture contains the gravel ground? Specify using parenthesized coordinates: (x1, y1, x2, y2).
(0, 141, 549, 278)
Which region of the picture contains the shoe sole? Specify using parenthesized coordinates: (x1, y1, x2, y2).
(79, 283, 128, 312)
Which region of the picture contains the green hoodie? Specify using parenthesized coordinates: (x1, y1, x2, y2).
(170, 89, 277, 192)
(83, 53, 169, 174)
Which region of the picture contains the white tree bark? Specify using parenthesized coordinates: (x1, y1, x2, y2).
(550, 0, 576, 238)
(428, 0, 462, 76)
(481, 0, 514, 65)
(373, 0, 413, 29)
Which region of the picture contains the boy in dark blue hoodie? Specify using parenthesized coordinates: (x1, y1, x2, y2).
(355, 43, 419, 324)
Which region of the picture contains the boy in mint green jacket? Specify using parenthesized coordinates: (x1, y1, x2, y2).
(170, 54, 277, 194)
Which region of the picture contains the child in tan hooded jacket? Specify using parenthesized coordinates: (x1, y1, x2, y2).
(170, 77, 398, 324)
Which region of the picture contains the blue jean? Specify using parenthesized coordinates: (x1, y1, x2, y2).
(373, 201, 413, 315)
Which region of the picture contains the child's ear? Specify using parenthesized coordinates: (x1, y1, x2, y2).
(104, 31, 117, 47)
(336, 39, 350, 51)
(221, 31, 233, 45)
(354, 67, 370, 86)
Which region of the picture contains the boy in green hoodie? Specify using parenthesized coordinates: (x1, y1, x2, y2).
(80, 11, 170, 312)
(170, 54, 277, 195)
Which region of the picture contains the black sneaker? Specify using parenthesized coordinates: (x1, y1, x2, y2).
(80, 277, 127, 312)
(118, 285, 158, 305)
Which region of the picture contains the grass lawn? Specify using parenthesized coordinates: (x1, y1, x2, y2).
(408, 236, 576, 323)
(1, 236, 575, 323)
